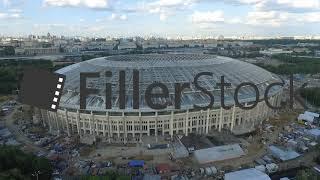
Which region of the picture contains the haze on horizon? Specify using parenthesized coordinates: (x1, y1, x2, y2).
(1, 0, 320, 38)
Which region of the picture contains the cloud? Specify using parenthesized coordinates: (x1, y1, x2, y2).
(8, 9, 22, 13)
(228, 17, 242, 24)
(159, 13, 169, 21)
(33, 23, 66, 29)
(0, 11, 22, 20)
(110, 13, 127, 21)
(148, 0, 197, 8)
(246, 10, 288, 26)
(3, 0, 25, 8)
(128, 0, 197, 21)
(198, 0, 320, 13)
(297, 12, 320, 23)
(255, 0, 320, 13)
(246, 10, 320, 27)
(43, 0, 112, 9)
(191, 11, 225, 24)
(2, 0, 10, 6)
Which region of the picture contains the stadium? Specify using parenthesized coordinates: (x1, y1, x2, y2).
(37, 54, 284, 143)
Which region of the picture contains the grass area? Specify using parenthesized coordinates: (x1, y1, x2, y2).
(268, 111, 300, 127)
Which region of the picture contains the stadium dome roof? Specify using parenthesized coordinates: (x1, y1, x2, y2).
(56, 54, 282, 112)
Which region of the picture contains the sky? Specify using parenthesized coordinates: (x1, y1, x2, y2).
(0, 0, 320, 38)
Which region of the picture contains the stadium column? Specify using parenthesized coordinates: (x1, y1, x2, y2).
(48, 112, 52, 133)
(65, 110, 70, 137)
(76, 110, 80, 135)
(103, 113, 106, 137)
(206, 109, 210, 134)
(132, 119, 135, 138)
(89, 111, 93, 135)
(185, 110, 189, 136)
(139, 111, 142, 143)
(231, 105, 236, 131)
(117, 118, 120, 139)
(197, 110, 202, 134)
(155, 111, 158, 137)
(170, 111, 174, 138)
(123, 112, 127, 144)
(219, 107, 223, 132)
(147, 116, 150, 136)
(107, 112, 112, 143)
(41, 110, 46, 127)
(54, 112, 60, 135)
(93, 112, 97, 135)
(162, 115, 165, 136)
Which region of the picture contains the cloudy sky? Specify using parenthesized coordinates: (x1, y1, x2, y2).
(1, 0, 320, 37)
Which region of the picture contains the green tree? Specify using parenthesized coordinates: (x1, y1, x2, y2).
(296, 169, 320, 180)
(0, 145, 53, 180)
(3, 46, 15, 56)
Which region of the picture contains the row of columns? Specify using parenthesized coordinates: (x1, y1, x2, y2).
(45, 95, 278, 142)
(51, 105, 238, 138)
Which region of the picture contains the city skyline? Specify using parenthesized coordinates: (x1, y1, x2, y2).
(0, 0, 320, 38)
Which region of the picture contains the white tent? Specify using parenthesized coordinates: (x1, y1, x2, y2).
(298, 114, 314, 122)
(225, 168, 271, 180)
(194, 144, 245, 164)
(305, 111, 320, 118)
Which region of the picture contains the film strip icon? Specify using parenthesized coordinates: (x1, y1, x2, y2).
(19, 68, 66, 112)
(51, 76, 65, 110)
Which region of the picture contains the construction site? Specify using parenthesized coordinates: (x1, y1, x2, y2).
(3, 98, 320, 180)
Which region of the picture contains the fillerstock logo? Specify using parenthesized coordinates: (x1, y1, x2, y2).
(79, 71, 305, 111)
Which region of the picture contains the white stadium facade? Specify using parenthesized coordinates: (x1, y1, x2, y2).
(35, 54, 284, 143)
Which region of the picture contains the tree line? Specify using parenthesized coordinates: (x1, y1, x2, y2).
(0, 59, 53, 94)
(255, 54, 320, 75)
(0, 145, 52, 180)
(300, 87, 320, 107)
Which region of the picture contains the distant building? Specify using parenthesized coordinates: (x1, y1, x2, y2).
(23, 47, 61, 55)
(118, 40, 137, 50)
(84, 40, 116, 51)
(260, 48, 293, 56)
(166, 40, 185, 48)
(236, 41, 254, 47)
(297, 43, 319, 47)
(65, 45, 82, 53)
(186, 40, 203, 48)
(293, 48, 311, 54)
(142, 41, 159, 49)
(315, 50, 320, 57)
